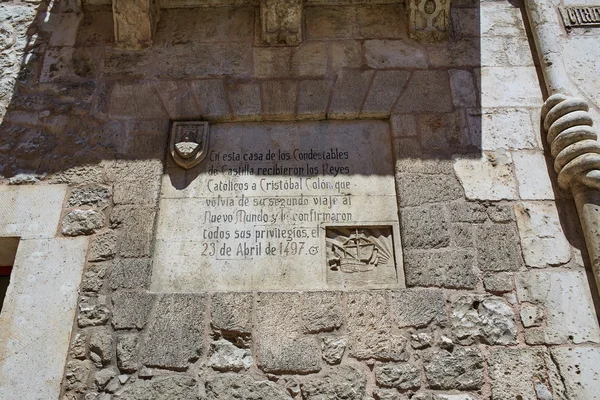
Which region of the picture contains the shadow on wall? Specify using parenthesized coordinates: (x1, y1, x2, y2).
(0, 0, 484, 182)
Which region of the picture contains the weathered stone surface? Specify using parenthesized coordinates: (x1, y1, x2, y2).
(512, 151, 554, 200)
(255, 328, 321, 373)
(109, 258, 152, 290)
(109, 82, 168, 119)
(391, 290, 447, 328)
(322, 337, 347, 365)
(228, 82, 261, 119)
(192, 79, 231, 119)
(373, 388, 405, 400)
(89, 327, 113, 367)
(291, 42, 328, 77)
(63, 359, 94, 394)
(95, 367, 118, 390)
(262, 80, 297, 120)
(473, 108, 538, 151)
(297, 80, 330, 119)
(449, 69, 477, 107)
(302, 291, 344, 333)
(475, 222, 524, 272)
(253, 47, 291, 78)
(483, 272, 513, 293)
(115, 375, 197, 400)
(110, 206, 155, 258)
(301, 366, 367, 400)
(82, 263, 108, 293)
(113, 0, 159, 49)
(374, 362, 421, 390)
(347, 291, 390, 359)
(520, 303, 543, 328)
(514, 202, 571, 268)
(401, 204, 450, 250)
(451, 296, 517, 345)
(329, 69, 374, 119)
(481, 67, 542, 108)
(404, 249, 477, 290)
(453, 151, 518, 201)
(305, 6, 352, 40)
(550, 347, 600, 400)
(211, 293, 253, 334)
(423, 348, 484, 390)
(488, 348, 547, 400)
(70, 333, 87, 360)
(418, 112, 470, 152)
(117, 334, 139, 373)
(142, 294, 206, 370)
(207, 339, 253, 372)
(397, 174, 463, 207)
(362, 70, 410, 117)
(365, 40, 427, 69)
(62, 210, 105, 236)
(113, 178, 160, 206)
(408, 0, 450, 41)
(260, 0, 302, 46)
(394, 71, 453, 113)
(205, 373, 291, 400)
(68, 186, 110, 208)
(89, 231, 117, 262)
(411, 332, 433, 350)
(78, 296, 110, 327)
(515, 271, 600, 344)
(111, 291, 155, 330)
(154, 80, 200, 120)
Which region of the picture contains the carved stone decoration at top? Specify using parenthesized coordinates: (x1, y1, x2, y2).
(408, 0, 451, 42)
(260, 0, 303, 46)
(169, 121, 210, 169)
(113, 0, 160, 50)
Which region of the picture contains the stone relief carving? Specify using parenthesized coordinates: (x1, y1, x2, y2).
(541, 94, 600, 191)
(408, 0, 451, 42)
(169, 121, 210, 169)
(560, 6, 600, 28)
(260, 0, 303, 46)
(326, 227, 394, 273)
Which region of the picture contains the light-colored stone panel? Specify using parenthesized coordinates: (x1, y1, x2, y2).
(515, 271, 600, 344)
(512, 152, 554, 200)
(365, 40, 428, 69)
(550, 347, 600, 400)
(471, 108, 539, 151)
(481, 36, 534, 67)
(0, 237, 87, 400)
(514, 202, 570, 267)
(453, 151, 518, 201)
(480, 2, 527, 37)
(0, 184, 67, 239)
(480, 67, 543, 108)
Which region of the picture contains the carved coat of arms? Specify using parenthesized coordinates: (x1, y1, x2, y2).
(169, 121, 209, 169)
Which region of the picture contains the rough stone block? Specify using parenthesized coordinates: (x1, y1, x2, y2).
(111, 291, 155, 330)
(515, 271, 600, 344)
(362, 70, 410, 118)
(480, 2, 526, 37)
(418, 112, 470, 152)
(451, 296, 517, 345)
(297, 80, 330, 120)
(115, 375, 197, 400)
(207, 339, 253, 372)
(347, 291, 390, 359)
(400, 204, 450, 250)
(447, 201, 487, 223)
(205, 374, 290, 400)
(142, 294, 206, 370)
(109, 82, 168, 119)
(488, 348, 547, 400)
(305, 6, 353, 40)
(423, 348, 484, 390)
(514, 202, 571, 267)
(374, 362, 421, 390)
(301, 291, 344, 333)
(211, 292, 253, 334)
(192, 79, 231, 120)
(78, 295, 110, 327)
(397, 174, 463, 207)
(113, 178, 160, 205)
(329, 69, 374, 119)
(106, 159, 163, 184)
(483, 272, 514, 293)
(404, 249, 477, 290)
(81, 263, 108, 293)
(322, 337, 347, 365)
(89, 327, 113, 367)
(228, 82, 261, 119)
(89, 231, 117, 262)
(330, 41, 363, 71)
(63, 359, 94, 394)
(109, 258, 152, 290)
(394, 71, 453, 113)
(391, 289, 447, 328)
(550, 347, 600, 400)
(154, 81, 200, 120)
(110, 206, 156, 258)
(116, 334, 139, 372)
(301, 366, 367, 400)
(68, 186, 110, 208)
(262, 81, 297, 120)
(62, 210, 105, 236)
(365, 39, 428, 69)
(520, 303, 544, 328)
(475, 222, 524, 272)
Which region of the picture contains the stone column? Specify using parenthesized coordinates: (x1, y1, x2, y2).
(526, 0, 600, 297)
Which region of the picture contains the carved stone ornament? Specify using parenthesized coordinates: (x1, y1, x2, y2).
(408, 0, 451, 42)
(260, 0, 303, 46)
(169, 121, 210, 169)
(326, 227, 394, 273)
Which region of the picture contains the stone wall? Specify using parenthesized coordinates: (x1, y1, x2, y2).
(0, 0, 599, 399)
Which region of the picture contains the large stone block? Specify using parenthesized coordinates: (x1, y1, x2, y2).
(512, 152, 554, 200)
(305, 6, 353, 40)
(110, 206, 156, 258)
(475, 222, 524, 272)
(404, 249, 477, 289)
(400, 204, 450, 250)
(68, 186, 110, 208)
(115, 375, 197, 400)
(374, 362, 421, 390)
(391, 289, 447, 328)
(142, 294, 206, 370)
(297, 80, 330, 120)
(451, 296, 517, 345)
(301, 291, 344, 333)
(211, 292, 253, 334)
(228, 82, 261, 119)
(153, 81, 200, 121)
(423, 348, 484, 390)
(291, 42, 328, 76)
(362, 70, 410, 118)
(113, 0, 159, 49)
(453, 151, 519, 201)
(262, 81, 297, 120)
(396, 174, 463, 207)
(347, 291, 391, 359)
(62, 209, 105, 236)
(515, 271, 600, 344)
(550, 347, 600, 400)
(205, 373, 290, 400)
(355, 5, 403, 39)
(89, 231, 117, 262)
(487, 348, 547, 400)
(301, 366, 367, 400)
(192, 79, 231, 120)
(109, 82, 168, 119)
(109, 258, 152, 290)
(365, 39, 427, 69)
(111, 291, 155, 330)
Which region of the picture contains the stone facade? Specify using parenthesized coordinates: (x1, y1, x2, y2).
(0, 0, 599, 399)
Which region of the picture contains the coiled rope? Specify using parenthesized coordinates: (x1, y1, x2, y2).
(541, 94, 600, 191)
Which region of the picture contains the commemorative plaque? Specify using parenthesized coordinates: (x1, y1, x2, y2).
(152, 120, 404, 291)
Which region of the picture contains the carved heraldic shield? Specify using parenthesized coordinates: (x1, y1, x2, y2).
(169, 121, 210, 169)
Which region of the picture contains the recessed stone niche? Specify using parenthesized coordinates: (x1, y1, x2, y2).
(151, 120, 404, 291)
